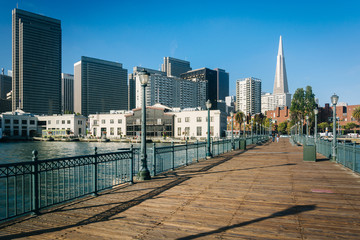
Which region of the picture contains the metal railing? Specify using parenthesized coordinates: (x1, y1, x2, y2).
(0, 135, 268, 222)
(291, 134, 359, 174)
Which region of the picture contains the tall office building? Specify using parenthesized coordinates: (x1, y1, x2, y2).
(0, 69, 12, 99)
(128, 74, 136, 110)
(74, 56, 128, 116)
(215, 68, 229, 101)
(236, 77, 261, 115)
(261, 36, 291, 113)
(181, 68, 217, 109)
(12, 9, 61, 114)
(161, 57, 192, 77)
(61, 73, 74, 113)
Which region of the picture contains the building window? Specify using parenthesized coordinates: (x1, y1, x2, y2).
(30, 120, 35, 125)
(62, 120, 65, 124)
(101, 119, 106, 124)
(5, 119, 10, 124)
(118, 119, 122, 124)
(197, 126, 202, 136)
(78, 120, 82, 125)
(211, 117, 214, 122)
(14, 119, 19, 124)
(67, 120, 71, 124)
(196, 117, 202, 122)
(56, 120, 59, 124)
(22, 120, 27, 124)
(210, 126, 214, 136)
(117, 127, 122, 135)
(136, 119, 140, 124)
(178, 127, 181, 136)
(78, 128, 82, 135)
(48, 120, 51, 124)
(94, 120, 98, 125)
(185, 127, 190, 135)
(177, 118, 181, 123)
(157, 119, 162, 124)
(110, 119, 114, 124)
(110, 127, 114, 135)
(93, 128, 97, 136)
(185, 117, 190, 122)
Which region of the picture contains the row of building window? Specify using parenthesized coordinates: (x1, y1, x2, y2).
(47, 120, 83, 125)
(177, 126, 214, 136)
(177, 116, 214, 123)
(94, 127, 122, 136)
(1, 119, 36, 125)
(93, 119, 123, 125)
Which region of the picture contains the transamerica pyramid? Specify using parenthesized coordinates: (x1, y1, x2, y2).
(273, 35, 289, 95)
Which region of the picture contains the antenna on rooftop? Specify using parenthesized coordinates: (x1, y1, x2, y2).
(16, 2, 18, 8)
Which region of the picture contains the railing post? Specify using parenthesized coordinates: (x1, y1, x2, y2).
(130, 145, 134, 184)
(32, 150, 39, 215)
(153, 143, 156, 176)
(218, 138, 220, 154)
(353, 142, 356, 172)
(93, 147, 98, 196)
(223, 138, 225, 153)
(212, 138, 214, 156)
(196, 140, 199, 163)
(172, 141, 175, 170)
(185, 140, 188, 166)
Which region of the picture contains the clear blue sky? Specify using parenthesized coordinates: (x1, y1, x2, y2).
(1, 0, 360, 106)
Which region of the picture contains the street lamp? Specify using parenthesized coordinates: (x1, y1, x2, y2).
(138, 70, 151, 180)
(243, 115, 246, 138)
(306, 115, 309, 137)
(314, 108, 318, 145)
(230, 112, 234, 150)
(206, 99, 212, 158)
(331, 93, 339, 162)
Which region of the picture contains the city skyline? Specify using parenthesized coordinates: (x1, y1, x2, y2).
(0, 1, 359, 106)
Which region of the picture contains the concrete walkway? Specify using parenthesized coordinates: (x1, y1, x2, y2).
(1, 138, 360, 239)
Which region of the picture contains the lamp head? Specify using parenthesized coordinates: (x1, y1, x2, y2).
(314, 108, 318, 115)
(206, 99, 212, 109)
(331, 93, 339, 106)
(138, 69, 150, 85)
(230, 111, 234, 117)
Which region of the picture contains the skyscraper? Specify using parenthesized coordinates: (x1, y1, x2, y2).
(61, 73, 74, 113)
(12, 9, 61, 115)
(161, 57, 192, 77)
(261, 36, 291, 113)
(273, 35, 289, 95)
(236, 77, 261, 115)
(215, 68, 229, 101)
(0, 69, 12, 99)
(74, 56, 128, 116)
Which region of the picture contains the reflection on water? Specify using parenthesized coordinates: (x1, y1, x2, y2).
(0, 141, 166, 163)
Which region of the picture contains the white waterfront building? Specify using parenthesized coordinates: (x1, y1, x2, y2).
(173, 108, 227, 140)
(236, 77, 261, 115)
(88, 110, 129, 139)
(0, 110, 37, 138)
(37, 114, 87, 137)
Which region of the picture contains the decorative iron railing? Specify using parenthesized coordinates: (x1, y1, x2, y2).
(0, 135, 268, 222)
(291, 135, 359, 173)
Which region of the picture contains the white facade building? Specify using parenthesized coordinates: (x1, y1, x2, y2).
(37, 114, 86, 137)
(0, 110, 37, 138)
(88, 110, 128, 139)
(173, 109, 227, 140)
(236, 77, 261, 115)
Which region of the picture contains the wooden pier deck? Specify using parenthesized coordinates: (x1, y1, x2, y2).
(1, 138, 360, 239)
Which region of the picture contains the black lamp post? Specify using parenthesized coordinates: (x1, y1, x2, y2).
(331, 93, 339, 162)
(137, 70, 151, 181)
(206, 100, 212, 158)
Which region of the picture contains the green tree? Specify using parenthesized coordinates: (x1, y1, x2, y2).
(318, 122, 329, 132)
(345, 122, 358, 133)
(235, 111, 245, 133)
(353, 107, 360, 122)
(278, 121, 288, 134)
(290, 88, 305, 123)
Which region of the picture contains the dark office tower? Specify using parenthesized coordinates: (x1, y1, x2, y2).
(0, 69, 12, 99)
(74, 56, 128, 116)
(180, 68, 217, 109)
(61, 73, 74, 113)
(12, 9, 61, 114)
(161, 57, 192, 77)
(128, 73, 136, 110)
(214, 68, 229, 101)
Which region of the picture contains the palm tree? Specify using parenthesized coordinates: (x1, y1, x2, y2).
(235, 111, 245, 136)
(353, 107, 360, 123)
